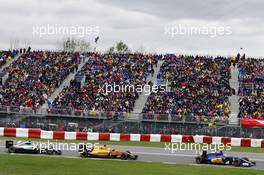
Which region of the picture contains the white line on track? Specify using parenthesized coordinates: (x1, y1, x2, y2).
(135, 151, 194, 157)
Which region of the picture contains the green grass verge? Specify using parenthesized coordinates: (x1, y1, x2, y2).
(0, 136, 263, 153)
(0, 154, 263, 175)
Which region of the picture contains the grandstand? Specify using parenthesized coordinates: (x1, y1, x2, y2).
(0, 49, 263, 138)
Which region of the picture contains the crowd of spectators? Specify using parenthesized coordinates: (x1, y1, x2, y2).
(143, 55, 232, 121)
(238, 58, 264, 119)
(0, 51, 81, 110)
(2, 49, 261, 122)
(49, 53, 159, 114)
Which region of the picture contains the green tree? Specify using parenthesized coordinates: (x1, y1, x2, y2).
(62, 38, 90, 52)
(116, 41, 129, 53)
(107, 46, 115, 53)
(107, 41, 130, 53)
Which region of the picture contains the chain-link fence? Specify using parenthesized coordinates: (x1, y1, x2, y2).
(0, 105, 229, 124)
(0, 111, 263, 139)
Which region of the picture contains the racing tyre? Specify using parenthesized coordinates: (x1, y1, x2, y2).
(81, 152, 88, 158)
(56, 150, 62, 155)
(120, 154, 128, 160)
(8, 146, 16, 153)
(110, 154, 117, 159)
(47, 150, 54, 155)
(195, 156, 203, 164)
(233, 158, 241, 167)
(132, 155, 138, 160)
(33, 148, 39, 154)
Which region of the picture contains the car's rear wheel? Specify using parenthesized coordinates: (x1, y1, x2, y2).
(233, 158, 241, 167)
(111, 155, 117, 159)
(33, 148, 39, 154)
(8, 146, 16, 153)
(195, 156, 203, 164)
(81, 152, 88, 158)
(120, 154, 128, 160)
(47, 150, 54, 155)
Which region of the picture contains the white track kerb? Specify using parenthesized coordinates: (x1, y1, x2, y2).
(0, 127, 263, 148)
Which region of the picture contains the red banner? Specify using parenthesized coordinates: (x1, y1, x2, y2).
(241, 119, 264, 128)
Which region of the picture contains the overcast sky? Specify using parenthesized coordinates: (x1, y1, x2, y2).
(0, 0, 263, 56)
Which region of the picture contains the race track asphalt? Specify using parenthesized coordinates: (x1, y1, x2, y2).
(0, 140, 263, 170)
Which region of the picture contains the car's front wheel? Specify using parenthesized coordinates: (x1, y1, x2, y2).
(56, 150, 62, 155)
(132, 155, 138, 160)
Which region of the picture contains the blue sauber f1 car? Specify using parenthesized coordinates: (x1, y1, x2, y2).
(195, 151, 256, 167)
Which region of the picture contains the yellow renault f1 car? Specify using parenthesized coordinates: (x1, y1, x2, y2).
(79, 145, 138, 160)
